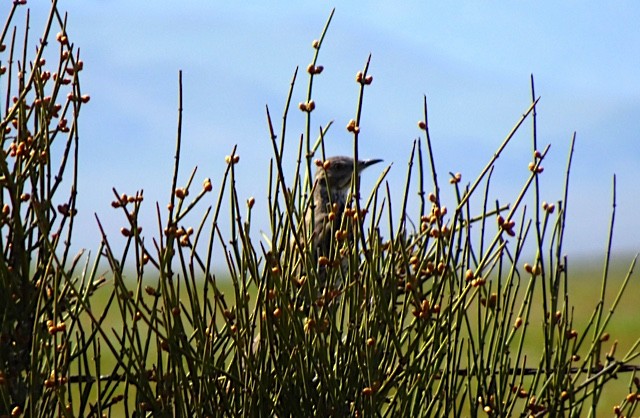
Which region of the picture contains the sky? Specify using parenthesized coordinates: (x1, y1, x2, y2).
(8, 2, 640, 265)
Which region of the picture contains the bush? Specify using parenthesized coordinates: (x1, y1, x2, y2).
(1, 4, 638, 417)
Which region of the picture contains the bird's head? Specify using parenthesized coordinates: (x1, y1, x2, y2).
(315, 156, 382, 192)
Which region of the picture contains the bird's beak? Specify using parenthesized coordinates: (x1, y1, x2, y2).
(359, 158, 383, 171)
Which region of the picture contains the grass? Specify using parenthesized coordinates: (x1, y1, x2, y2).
(2, 3, 640, 418)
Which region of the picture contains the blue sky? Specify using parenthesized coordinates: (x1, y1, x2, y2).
(17, 2, 640, 262)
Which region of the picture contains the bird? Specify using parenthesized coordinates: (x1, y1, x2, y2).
(300, 156, 382, 288)
(252, 156, 381, 354)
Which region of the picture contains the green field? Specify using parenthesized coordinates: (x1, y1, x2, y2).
(82, 254, 639, 416)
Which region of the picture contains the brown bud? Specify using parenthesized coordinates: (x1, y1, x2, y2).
(203, 178, 213, 192)
(487, 293, 497, 308)
(471, 277, 486, 287)
(307, 64, 324, 74)
(501, 220, 515, 230)
(304, 317, 316, 333)
(57, 204, 70, 216)
(555, 310, 562, 322)
(465, 269, 474, 282)
(295, 275, 307, 287)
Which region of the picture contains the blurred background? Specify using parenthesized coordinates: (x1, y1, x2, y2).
(19, 1, 640, 263)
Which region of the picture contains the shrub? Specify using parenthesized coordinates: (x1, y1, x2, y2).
(1, 5, 638, 418)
